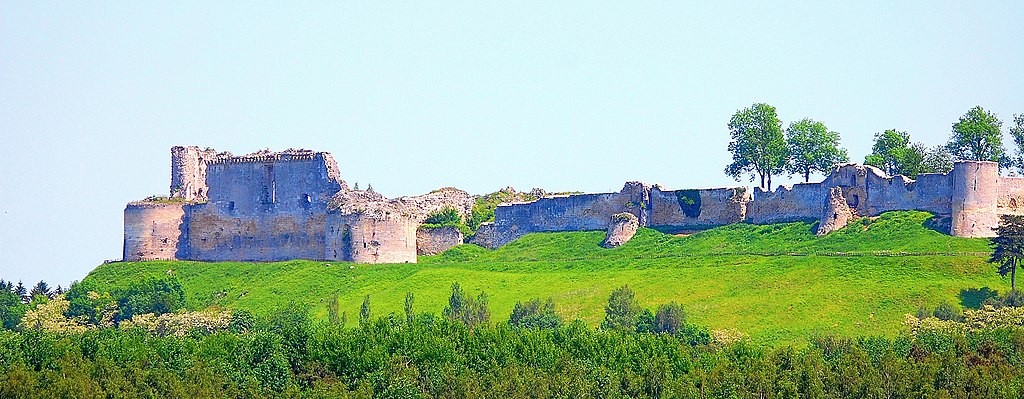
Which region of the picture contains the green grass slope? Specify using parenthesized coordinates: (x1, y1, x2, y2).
(83, 211, 1004, 345)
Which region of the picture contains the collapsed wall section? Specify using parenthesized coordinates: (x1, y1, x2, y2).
(648, 186, 750, 229)
(123, 202, 186, 261)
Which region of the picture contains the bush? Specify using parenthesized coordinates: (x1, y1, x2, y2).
(654, 302, 686, 334)
(116, 276, 186, 322)
(509, 298, 562, 329)
(601, 285, 641, 332)
(423, 208, 462, 226)
(932, 302, 963, 321)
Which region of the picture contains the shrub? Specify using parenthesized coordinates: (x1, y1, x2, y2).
(424, 208, 461, 226)
(509, 298, 562, 329)
(654, 302, 686, 334)
(932, 302, 963, 322)
(601, 285, 641, 332)
(443, 283, 490, 327)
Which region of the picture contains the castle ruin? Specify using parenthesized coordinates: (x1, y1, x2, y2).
(124, 146, 1024, 263)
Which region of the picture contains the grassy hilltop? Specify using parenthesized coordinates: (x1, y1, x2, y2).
(83, 211, 1004, 345)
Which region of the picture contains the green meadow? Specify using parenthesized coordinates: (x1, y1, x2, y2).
(82, 211, 1005, 345)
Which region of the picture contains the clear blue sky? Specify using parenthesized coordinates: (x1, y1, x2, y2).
(1, 2, 1022, 287)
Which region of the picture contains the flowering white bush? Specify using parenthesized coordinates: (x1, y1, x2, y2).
(120, 309, 233, 336)
(19, 295, 89, 333)
(905, 305, 1024, 337)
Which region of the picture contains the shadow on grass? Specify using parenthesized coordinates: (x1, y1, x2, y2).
(960, 287, 999, 309)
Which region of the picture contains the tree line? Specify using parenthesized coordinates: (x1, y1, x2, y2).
(726, 104, 1024, 189)
(3, 297, 1024, 398)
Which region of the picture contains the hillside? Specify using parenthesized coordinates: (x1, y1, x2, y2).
(83, 211, 1003, 345)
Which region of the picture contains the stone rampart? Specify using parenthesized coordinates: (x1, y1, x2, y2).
(417, 226, 464, 255)
(129, 146, 1021, 263)
(648, 186, 750, 229)
(123, 202, 186, 261)
(746, 183, 827, 224)
(997, 176, 1024, 213)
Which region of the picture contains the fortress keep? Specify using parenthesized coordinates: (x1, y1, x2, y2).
(124, 146, 1024, 263)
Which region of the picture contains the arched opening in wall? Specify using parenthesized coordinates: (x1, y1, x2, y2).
(228, 201, 235, 211)
(1012, 198, 1019, 209)
(850, 194, 860, 208)
(300, 194, 311, 207)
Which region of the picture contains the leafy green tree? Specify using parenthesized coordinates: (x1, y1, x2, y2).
(635, 309, 656, 333)
(0, 283, 27, 330)
(654, 302, 686, 334)
(922, 145, 954, 174)
(424, 207, 462, 226)
(116, 276, 185, 321)
(443, 282, 465, 321)
(725, 103, 788, 190)
(990, 214, 1024, 291)
(1008, 114, 1024, 172)
(785, 118, 849, 182)
(601, 285, 641, 331)
(508, 298, 562, 329)
(947, 106, 1006, 164)
(359, 295, 371, 327)
(864, 130, 932, 178)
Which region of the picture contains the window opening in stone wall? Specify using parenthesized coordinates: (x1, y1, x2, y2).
(302, 194, 311, 204)
(228, 201, 235, 211)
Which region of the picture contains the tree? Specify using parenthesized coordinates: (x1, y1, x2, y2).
(443, 282, 490, 327)
(785, 118, 849, 182)
(654, 302, 686, 335)
(922, 145, 954, 175)
(508, 298, 562, 329)
(359, 295, 371, 327)
(116, 276, 185, 322)
(29, 281, 51, 300)
(404, 292, 414, 324)
(990, 214, 1024, 291)
(14, 281, 28, 304)
(864, 130, 933, 178)
(947, 106, 1006, 164)
(443, 283, 465, 321)
(1008, 114, 1024, 172)
(0, 284, 26, 330)
(635, 309, 656, 333)
(601, 285, 641, 331)
(725, 103, 788, 190)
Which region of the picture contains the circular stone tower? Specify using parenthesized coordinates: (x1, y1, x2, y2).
(950, 160, 999, 237)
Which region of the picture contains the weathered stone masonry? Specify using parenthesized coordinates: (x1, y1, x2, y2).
(472, 161, 1024, 248)
(123, 146, 473, 263)
(125, 146, 1024, 264)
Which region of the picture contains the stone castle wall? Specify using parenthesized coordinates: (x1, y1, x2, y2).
(326, 212, 418, 263)
(123, 202, 186, 261)
(127, 146, 1024, 264)
(416, 226, 464, 256)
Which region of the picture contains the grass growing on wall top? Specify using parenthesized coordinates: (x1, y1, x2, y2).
(84, 211, 1000, 345)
